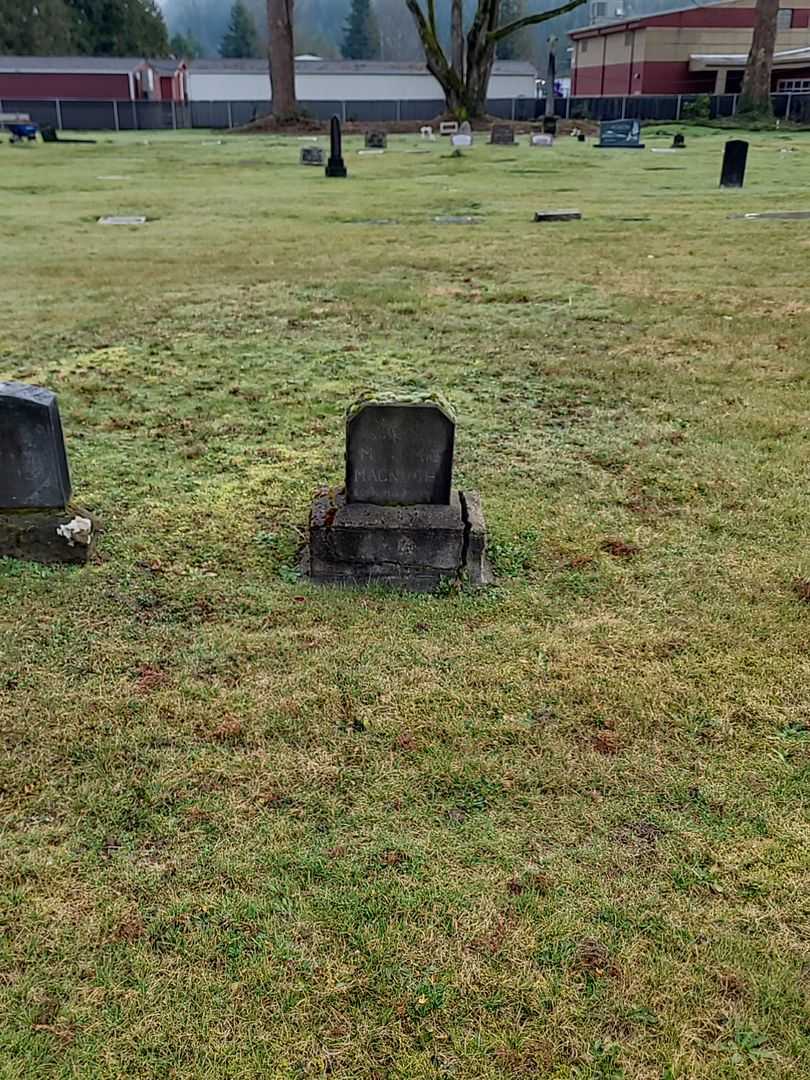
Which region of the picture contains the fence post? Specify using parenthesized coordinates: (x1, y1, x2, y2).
(113, 100, 119, 132)
(227, 101, 233, 128)
(55, 99, 63, 130)
(621, 96, 626, 119)
(786, 92, 792, 122)
(171, 100, 177, 130)
(341, 100, 347, 123)
(396, 99, 401, 122)
(732, 94, 738, 116)
(676, 94, 682, 120)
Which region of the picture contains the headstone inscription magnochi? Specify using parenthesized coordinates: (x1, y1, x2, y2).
(300, 145, 325, 166)
(0, 382, 95, 564)
(325, 114, 347, 178)
(365, 130, 387, 149)
(595, 119, 644, 149)
(490, 124, 515, 145)
(304, 394, 492, 591)
(720, 139, 748, 188)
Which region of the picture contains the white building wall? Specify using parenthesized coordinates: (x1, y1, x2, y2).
(188, 69, 535, 102)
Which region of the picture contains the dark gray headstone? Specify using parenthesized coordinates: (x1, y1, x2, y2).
(720, 140, 748, 188)
(542, 115, 558, 136)
(325, 114, 347, 178)
(672, 132, 685, 149)
(596, 119, 644, 149)
(0, 382, 72, 509)
(534, 209, 581, 222)
(365, 130, 387, 149)
(346, 399, 454, 506)
(300, 145, 324, 166)
(490, 124, 515, 145)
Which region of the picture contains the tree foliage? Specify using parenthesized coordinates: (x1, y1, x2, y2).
(220, 0, 262, 57)
(0, 0, 76, 54)
(495, 0, 532, 60)
(170, 30, 204, 58)
(341, 0, 379, 59)
(68, 0, 169, 55)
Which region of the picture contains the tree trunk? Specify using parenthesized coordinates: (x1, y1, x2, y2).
(738, 0, 779, 116)
(267, 0, 297, 118)
(406, 0, 587, 120)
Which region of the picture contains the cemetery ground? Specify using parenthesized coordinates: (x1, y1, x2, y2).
(1, 124, 809, 1079)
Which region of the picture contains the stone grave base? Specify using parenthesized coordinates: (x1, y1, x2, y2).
(303, 488, 493, 592)
(0, 506, 96, 565)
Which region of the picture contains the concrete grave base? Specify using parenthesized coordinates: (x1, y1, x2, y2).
(303, 488, 493, 592)
(0, 506, 96, 565)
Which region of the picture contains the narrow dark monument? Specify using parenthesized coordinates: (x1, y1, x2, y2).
(0, 382, 95, 564)
(595, 119, 644, 149)
(303, 394, 492, 592)
(364, 130, 387, 149)
(720, 140, 748, 188)
(325, 115, 347, 178)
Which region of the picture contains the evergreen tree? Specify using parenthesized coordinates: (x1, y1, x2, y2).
(0, 0, 75, 54)
(219, 0, 260, 57)
(170, 30, 204, 57)
(341, 0, 378, 59)
(67, 0, 169, 56)
(496, 0, 532, 60)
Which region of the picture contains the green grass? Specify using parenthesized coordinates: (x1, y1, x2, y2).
(1, 125, 809, 1078)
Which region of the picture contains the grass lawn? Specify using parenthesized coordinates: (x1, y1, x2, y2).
(1, 124, 809, 1079)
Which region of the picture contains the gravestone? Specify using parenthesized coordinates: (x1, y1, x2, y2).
(490, 124, 515, 145)
(451, 133, 472, 148)
(595, 119, 644, 149)
(459, 121, 472, 136)
(530, 133, 554, 148)
(534, 209, 582, 221)
(672, 132, 686, 149)
(300, 145, 324, 166)
(0, 382, 95, 564)
(420, 126, 434, 139)
(720, 140, 748, 188)
(577, 132, 586, 143)
(98, 216, 146, 225)
(304, 394, 492, 591)
(365, 130, 387, 149)
(346, 400, 453, 506)
(439, 121, 458, 136)
(325, 114, 347, 178)
(542, 115, 558, 136)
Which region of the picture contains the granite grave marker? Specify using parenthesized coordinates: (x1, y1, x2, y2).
(303, 394, 492, 591)
(0, 382, 95, 564)
(365, 130, 387, 149)
(300, 145, 325, 166)
(595, 119, 644, 149)
(490, 124, 515, 145)
(720, 139, 748, 188)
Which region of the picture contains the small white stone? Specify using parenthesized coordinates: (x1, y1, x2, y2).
(56, 516, 93, 547)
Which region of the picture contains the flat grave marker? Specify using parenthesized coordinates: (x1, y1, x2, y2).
(596, 119, 644, 149)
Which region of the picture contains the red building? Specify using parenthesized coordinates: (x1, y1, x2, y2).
(571, 0, 810, 95)
(0, 57, 188, 102)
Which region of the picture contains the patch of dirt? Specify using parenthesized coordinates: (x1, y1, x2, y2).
(600, 538, 640, 559)
(792, 578, 810, 602)
(134, 665, 168, 694)
(592, 730, 622, 755)
(573, 939, 619, 978)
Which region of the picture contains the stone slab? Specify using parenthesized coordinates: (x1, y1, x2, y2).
(490, 124, 515, 145)
(98, 216, 146, 225)
(0, 507, 95, 565)
(305, 487, 491, 592)
(534, 209, 582, 222)
(731, 210, 810, 220)
(595, 119, 644, 149)
(0, 382, 72, 509)
(451, 133, 472, 148)
(346, 399, 454, 506)
(300, 145, 324, 166)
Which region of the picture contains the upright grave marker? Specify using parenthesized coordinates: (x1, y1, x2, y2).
(0, 382, 95, 564)
(364, 130, 387, 149)
(300, 145, 324, 166)
(720, 139, 748, 188)
(490, 124, 515, 145)
(304, 394, 491, 591)
(325, 114, 347, 178)
(595, 119, 644, 149)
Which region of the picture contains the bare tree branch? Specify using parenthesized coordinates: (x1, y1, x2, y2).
(489, 0, 588, 43)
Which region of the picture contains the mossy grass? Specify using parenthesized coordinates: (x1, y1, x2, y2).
(1, 127, 809, 1078)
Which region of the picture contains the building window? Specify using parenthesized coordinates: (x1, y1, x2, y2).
(777, 8, 794, 28)
(777, 77, 810, 90)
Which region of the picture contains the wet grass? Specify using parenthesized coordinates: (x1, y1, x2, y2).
(1, 125, 809, 1078)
